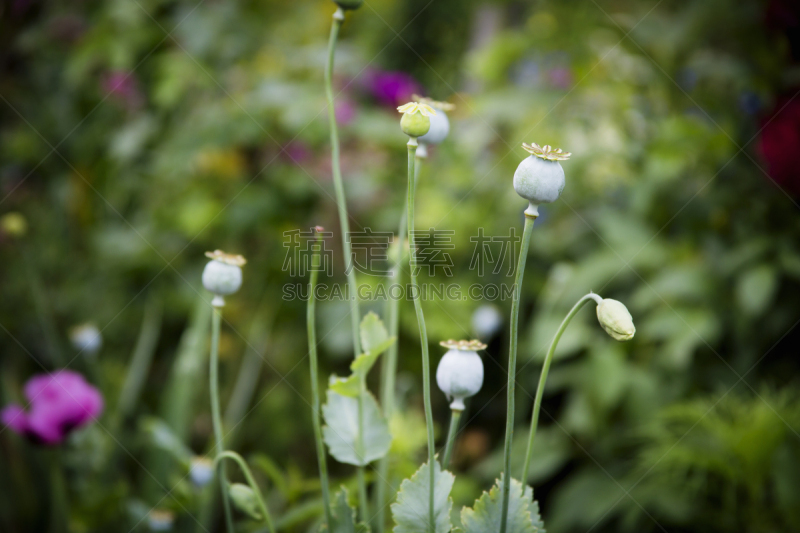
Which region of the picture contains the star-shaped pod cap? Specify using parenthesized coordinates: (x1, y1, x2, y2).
(205, 250, 247, 266)
(439, 339, 488, 351)
(523, 142, 571, 161)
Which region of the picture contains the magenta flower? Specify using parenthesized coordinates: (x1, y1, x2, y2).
(102, 70, 143, 108)
(1, 370, 103, 445)
(364, 69, 423, 108)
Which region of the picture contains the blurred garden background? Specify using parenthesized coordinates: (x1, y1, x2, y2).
(2, 0, 800, 531)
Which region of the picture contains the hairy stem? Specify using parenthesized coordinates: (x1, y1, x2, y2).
(210, 308, 234, 533)
(499, 214, 536, 533)
(442, 409, 462, 469)
(520, 292, 601, 482)
(406, 138, 435, 533)
(215, 451, 275, 533)
(308, 230, 333, 530)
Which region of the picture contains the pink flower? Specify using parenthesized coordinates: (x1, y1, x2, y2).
(1, 370, 103, 445)
(336, 98, 357, 125)
(102, 70, 143, 108)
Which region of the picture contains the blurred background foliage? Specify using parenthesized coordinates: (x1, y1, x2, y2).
(2, 0, 800, 532)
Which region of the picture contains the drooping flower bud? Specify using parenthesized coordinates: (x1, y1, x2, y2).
(229, 483, 262, 520)
(436, 340, 486, 411)
(189, 456, 214, 487)
(202, 250, 246, 307)
(397, 101, 435, 138)
(513, 142, 570, 217)
(595, 298, 635, 341)
(414, 95, 454, 147)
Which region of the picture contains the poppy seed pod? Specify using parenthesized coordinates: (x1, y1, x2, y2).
(398, 101, 435, 138)
(513, 143, 570, 217)
(414, 96, 454, 146)
(596, 298, 635, 341)
(202, 250, 246, 307)
(333, 0, 363, 10)
(436, 340, 487, 411)
(189, 457, 214, 487)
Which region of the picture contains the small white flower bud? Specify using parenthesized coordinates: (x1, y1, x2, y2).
(189, 456, 214, 487)
(229, 483, 262, 520)
(595, 298, 635, 341)
(471, 305, 503, 340)
(436, 340, 487, 411)
(69, 323, 102, 356)
(202, 250, 246, 307)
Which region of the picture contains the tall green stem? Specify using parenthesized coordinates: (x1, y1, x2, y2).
(210, 308, 234, 533)
(326, 9, 368, 520)
(441, 409, 462, 469)
(374, 155, 418, 533)
(499, 213, 536, 533)
(406, 138, 435, 533)
(520, 292, 601, 482)
(325, 7, 361, 358)
(308, 230, 333, 531)
(215, 451, 276, 533)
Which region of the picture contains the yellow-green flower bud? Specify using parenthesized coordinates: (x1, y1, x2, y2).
(596, 298, 635, 341)
(397, 101, 436, 138)
(229, 483, 262, 520)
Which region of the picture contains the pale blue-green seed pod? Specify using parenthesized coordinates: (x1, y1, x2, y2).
(419, 109, 449, 145)
(436, 340, 487, 411)
(189, 457, 214, 487)
(202, 250, 246, 307)
(513, 143, 571, 216)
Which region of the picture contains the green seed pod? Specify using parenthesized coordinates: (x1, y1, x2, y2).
(229, 483, 263, 520)
(400, 112, 431, 138)
(596, 298, 635, 341)
(397, 101, 436, 138)
(513, 143, 571, 216)
(333, 0, 363, 10)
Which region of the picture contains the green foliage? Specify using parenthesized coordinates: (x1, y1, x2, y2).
(391, 460, 455, 533)
(322, 390, 392, 466)
(322, 488, 370, 533)
(460, 476, 544, 533)
(331, 313, 395, 397)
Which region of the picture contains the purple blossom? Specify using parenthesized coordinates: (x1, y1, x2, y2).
(102, 70, 143, 108)
(1, 370, 103, 445)
(363, 69, 422, 108)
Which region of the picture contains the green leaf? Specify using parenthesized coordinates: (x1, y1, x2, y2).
(329, 374, 360, 398)
(460, 476, 545, 533)
(321, 487, 370, 533)
(322, 390, 391, 466)
(360, 312, 389, 353)
(140, 417, 192, 465)
(391, 460, 455, 533)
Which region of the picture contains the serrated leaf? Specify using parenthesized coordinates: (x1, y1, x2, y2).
(321, 487, 371, 533)
(323, 390, 391, 466)
(329, 374, 360, 398)
(460, 476, 545, 533)
(360, 312, 389, 353)
(391, 460, 455, 533)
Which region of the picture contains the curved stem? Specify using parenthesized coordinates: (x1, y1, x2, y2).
(215, 451, 276, 533)
(326, 10, 368, 521)
(520, 292, 601, 483)
(325, 7, 361, 358)
(406, 138, 435, 533)
(374, 154, 418, 533)
(210, 308, 235, 533)
(308, 230, 333, 531)
(441, 409, 462, 469)
(499, 214, 536, 533)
